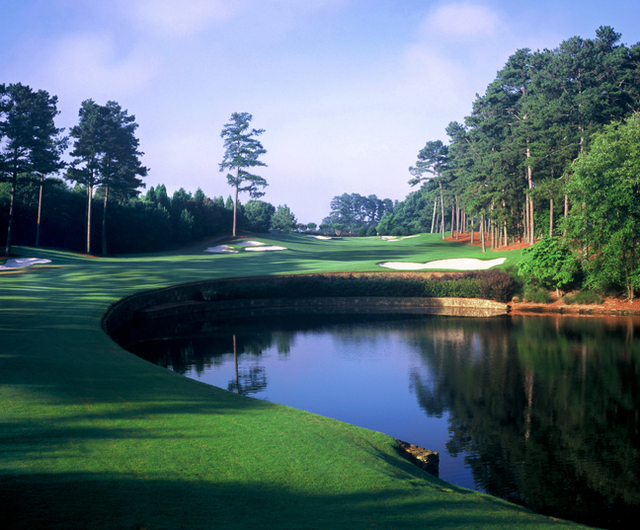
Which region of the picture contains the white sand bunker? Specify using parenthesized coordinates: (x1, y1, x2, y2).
(235, 240, 264, 247)
(244, 245, 287, 252)
(381, 235, 421, 241)
(378, 257, 506, 271)
(307, 235, 332, 240)
(0, 257, 52, 270)
(205, 245, 238, 253)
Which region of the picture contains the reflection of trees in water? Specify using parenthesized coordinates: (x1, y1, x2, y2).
(228, 365, 267, 395)
(408, 316, 640, 529)
(227, 334, 268, 396)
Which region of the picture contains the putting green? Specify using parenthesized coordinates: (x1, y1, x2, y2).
(1, 234, 585, 529)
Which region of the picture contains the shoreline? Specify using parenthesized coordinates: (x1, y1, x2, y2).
(509, 297, 640, 317)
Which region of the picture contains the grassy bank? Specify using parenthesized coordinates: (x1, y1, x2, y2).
(1, 233, 584, 529)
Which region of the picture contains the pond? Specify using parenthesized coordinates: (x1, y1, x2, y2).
(125, 313, 640, 529)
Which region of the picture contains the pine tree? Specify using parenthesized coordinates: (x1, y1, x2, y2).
(219, 112, 267, 237)
(1, 83, 66, 255)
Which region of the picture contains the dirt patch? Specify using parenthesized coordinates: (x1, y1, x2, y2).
(510, 294, 640, 316)
(445, 231, 532, 252)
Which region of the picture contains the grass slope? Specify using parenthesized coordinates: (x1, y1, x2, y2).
(1, 234, 582, 529)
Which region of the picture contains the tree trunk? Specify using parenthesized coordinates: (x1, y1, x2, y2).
(439, 181, 445, 240)
(526, 182, 534, 245)
(526, 146, 535, 245)
(4, 171, 17, 256)
(233, 173, 239, 237)
(503, 220, 508, 247)
(480, 214, 485, 253)
(87, 184, 93, 254)
(101, 184, 109, 256)
(450, 200, 455, 239)
(36, 173, 44, 246)
(491, 220, 495, 250)
(430, 199, 437, 234)
(470, 215, 474, 244)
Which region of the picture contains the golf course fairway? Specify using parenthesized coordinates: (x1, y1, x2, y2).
(1, 233, 586, 529)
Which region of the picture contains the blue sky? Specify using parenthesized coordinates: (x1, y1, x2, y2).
(2, 0, 640, 224)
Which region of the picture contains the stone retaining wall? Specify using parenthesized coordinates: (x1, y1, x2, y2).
(102, 275, 508, 337)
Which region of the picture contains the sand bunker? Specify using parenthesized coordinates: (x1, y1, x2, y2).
(0, 257, 52, 270)
(235, 240, 264, 247)
(307, 235, 332, 240)
(378, 257, 506, 271)
(205, 245, 238, 253)
(205, 240, 286, 253)
(244, 245, 287, 252)
(381, 235, 421, 241)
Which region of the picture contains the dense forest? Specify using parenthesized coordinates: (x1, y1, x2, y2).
(372, 27, 639, 242)
(0, 176, 302, 254)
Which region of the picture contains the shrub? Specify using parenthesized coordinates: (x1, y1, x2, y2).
(200, 271, 515, 303)
(522, 287, 553, 303)
(518, 236, 579, 295)
(562, 290, 603, 305)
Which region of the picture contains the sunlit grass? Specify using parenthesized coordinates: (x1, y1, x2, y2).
(0, 235, 581, 530)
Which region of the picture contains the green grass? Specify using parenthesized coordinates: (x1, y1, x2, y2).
(1, 233, 584, 529)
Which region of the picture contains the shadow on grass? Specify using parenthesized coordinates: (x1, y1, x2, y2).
(1, 470, 547, 530)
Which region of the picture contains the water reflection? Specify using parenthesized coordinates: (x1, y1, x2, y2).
(124, 314, 640, 529)
(406, 316, 640, 529)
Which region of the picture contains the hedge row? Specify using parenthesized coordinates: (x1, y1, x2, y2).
(201, 270, 515, 303)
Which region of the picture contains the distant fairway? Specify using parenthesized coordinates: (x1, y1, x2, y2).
(2, 233, 587, 529)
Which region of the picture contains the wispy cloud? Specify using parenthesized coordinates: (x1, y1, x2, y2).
(423, 2, 503, 39)
(121, 0, 236, 37)
(46, 33, 159, 101)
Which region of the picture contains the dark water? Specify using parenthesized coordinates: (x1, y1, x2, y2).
(125, 314, 640, 529)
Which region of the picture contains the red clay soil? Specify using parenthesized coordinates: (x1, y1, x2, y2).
(510, 295, 640, 316)
(444, 231, 532, 252)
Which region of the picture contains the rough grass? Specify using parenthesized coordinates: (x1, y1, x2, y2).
(0, 233, 585, 529)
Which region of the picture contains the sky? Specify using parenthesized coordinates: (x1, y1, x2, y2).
(2, 0, 640, 224)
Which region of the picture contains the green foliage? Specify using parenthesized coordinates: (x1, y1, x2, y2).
(322, 193, 393, 234)
(66, 99, 147, 254)
(522, 286, 553, 304)
(270, 204, 296, 231)
(518, 236, 578, 293)
(565, 113, 640, 298)
(1, 83, 67, 254)
(375, 213, 393, 235)
(244, 200, 275, 233)
(219, 112, 267, 236)
(0, 181, 233, 253)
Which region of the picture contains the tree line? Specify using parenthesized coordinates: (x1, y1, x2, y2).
(0, 84, 150, 256)
(1, 86, 305, 255)
(406, 26, 639, 250)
